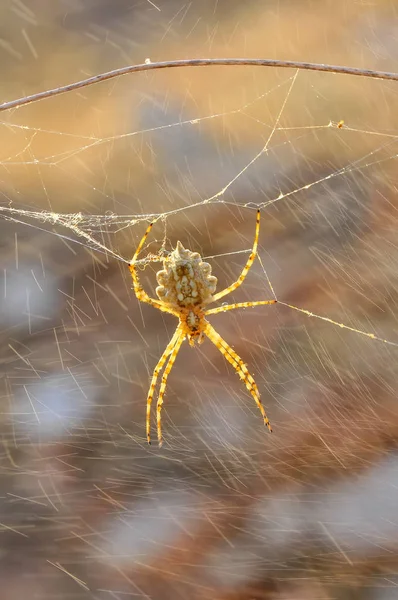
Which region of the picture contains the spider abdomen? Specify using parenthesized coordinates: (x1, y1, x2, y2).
(156, 241, 217, 308)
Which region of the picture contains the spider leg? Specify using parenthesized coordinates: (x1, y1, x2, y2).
(146, 324, 184, 444)
(157, 332, 185, 447)
(204, 321, 272, 432)
(211, 210, 260, 303)
(129, 222, 178, 316)
(206, 299, 277, 316)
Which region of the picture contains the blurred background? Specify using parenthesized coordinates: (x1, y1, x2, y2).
(1, 1, 398, 598)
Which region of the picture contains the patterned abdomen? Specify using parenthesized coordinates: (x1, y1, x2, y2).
(156, 241, 217, 308)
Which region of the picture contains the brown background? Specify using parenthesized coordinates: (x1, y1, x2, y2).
(1, 1, 398, 598)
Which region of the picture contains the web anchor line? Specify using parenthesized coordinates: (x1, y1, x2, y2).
(277, 302, 398, 349)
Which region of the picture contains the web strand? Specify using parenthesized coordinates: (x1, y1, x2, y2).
(277, 301, 398, 349)
(1, 62, 398, 355)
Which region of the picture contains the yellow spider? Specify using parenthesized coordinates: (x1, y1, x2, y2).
(129, 210, 276, 446)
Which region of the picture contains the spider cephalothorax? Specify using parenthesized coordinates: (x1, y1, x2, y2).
(129, 210, 276, 446)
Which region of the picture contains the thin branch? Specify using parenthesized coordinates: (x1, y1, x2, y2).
(1, 58, 397, 113)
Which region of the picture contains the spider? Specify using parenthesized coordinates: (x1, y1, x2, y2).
(129, 210, 277, 446)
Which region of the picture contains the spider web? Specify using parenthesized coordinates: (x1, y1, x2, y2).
(2, 49, 398, 599)
(2, 70, 397, 339)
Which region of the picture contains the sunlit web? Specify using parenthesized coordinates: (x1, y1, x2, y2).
(1, 70, 398, 353)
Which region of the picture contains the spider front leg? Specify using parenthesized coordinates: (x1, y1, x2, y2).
(129, 221, 178, 316)
(146, 324, 184, 444)
(204, 322, 272, 432)
(156, 332, 185, 447)
(211, 210, 261, 303)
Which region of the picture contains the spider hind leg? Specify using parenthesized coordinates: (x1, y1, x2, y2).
(204, 321, 272, 432)
(145, 325, 184, 445)
(156, 333, 185, 447)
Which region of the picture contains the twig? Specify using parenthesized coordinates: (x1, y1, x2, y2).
(1, 58, 397, 113)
